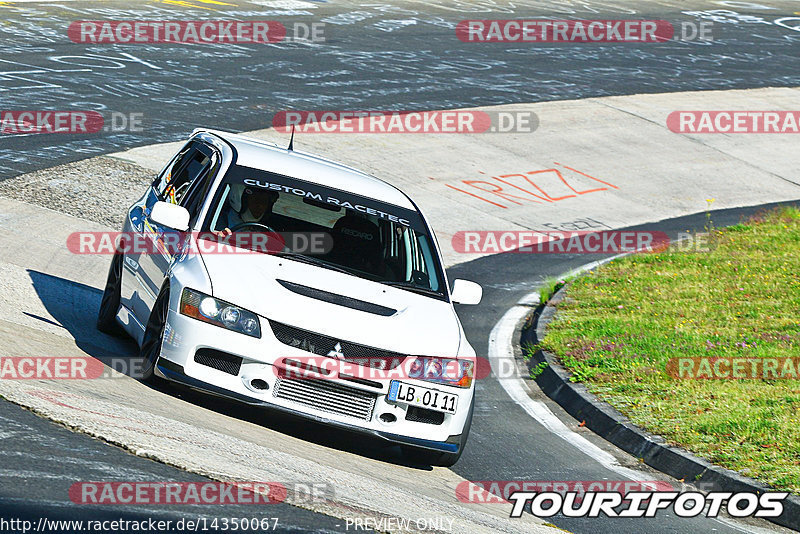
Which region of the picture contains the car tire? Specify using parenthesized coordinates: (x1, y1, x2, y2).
(403, 397, 475, 467)
(140, 287, 169, 383)
(96, 251, 126, 337)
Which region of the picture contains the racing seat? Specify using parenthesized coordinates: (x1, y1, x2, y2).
(329, 215, 388, 277)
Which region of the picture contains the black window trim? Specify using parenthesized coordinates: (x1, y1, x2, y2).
(181, 149, 222, 225)
(153, 140, 218, 203)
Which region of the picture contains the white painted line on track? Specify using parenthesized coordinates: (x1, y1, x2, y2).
(489, 296, 643, 482)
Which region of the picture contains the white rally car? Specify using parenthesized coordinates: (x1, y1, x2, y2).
(97, 129, 483, 466)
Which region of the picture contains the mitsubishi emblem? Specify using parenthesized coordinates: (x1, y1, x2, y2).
(327, 342, 345, 359)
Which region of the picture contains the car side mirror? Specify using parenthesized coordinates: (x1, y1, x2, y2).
(451, 279, 482, 305)
(150, 201, 190, 232)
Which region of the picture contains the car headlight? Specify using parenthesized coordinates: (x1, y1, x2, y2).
(408, 357, 474, 388)
(180, 288, 261, 338)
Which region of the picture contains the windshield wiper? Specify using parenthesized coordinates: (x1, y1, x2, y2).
(275, 252, 354, 276)
(379, 281, 443, 298)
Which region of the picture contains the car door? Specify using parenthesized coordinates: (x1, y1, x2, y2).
(121, 142, 191, 323)
(129, 140, 219, 325)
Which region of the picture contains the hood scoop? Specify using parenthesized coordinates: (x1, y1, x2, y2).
(276, 279, 397, 317)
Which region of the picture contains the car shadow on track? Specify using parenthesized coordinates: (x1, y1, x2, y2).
(27, 269, 140, 368)
(28, 269, 436, 471)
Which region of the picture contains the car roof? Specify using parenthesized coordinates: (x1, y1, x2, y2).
(194, 129, 417, 211)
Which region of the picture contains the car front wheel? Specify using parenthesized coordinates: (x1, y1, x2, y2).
(140, 287, 169, 383)
(97, 252, 125, 336)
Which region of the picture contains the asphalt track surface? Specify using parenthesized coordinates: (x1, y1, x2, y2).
(2, 0, 800, 533)
(0, 400, 356, 533)
(1, 0, 800, 177)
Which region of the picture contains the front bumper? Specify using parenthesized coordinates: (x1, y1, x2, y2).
(157, 308, 473, 451)
(156, 359, 462, 453)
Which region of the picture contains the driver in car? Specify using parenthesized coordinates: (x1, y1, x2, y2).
(213, 186, 279, 238)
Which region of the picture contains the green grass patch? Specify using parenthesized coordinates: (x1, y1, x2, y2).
(538, 207, 800, 493)
(530, 360, 549, 379)
(539, 274, 576, 304)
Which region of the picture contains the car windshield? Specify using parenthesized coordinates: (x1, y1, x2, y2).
(203, 165, 446, 298)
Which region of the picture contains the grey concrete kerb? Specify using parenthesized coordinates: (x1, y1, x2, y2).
(519, 282, 800, 532)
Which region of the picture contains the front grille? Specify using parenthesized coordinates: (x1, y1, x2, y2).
(194, 349, 243, 376)
(405, 406, 445, 425)
(273, 378, 377, 421)
(268, 320, 407, 369)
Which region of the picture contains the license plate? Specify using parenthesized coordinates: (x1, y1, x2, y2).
(387, 381, 458, 414)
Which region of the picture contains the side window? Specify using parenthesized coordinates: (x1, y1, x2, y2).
(153, 141, 213, 205)
(416, 234, 438, 291)
(154, 143, 191, 197)
(395, 227, 433, 287)
(180, 152, 219, 222)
